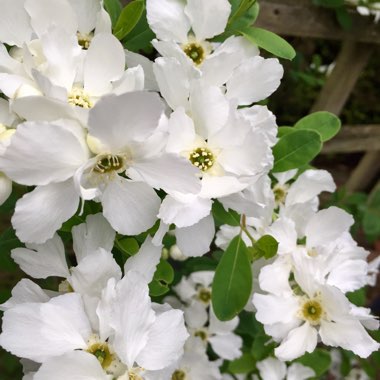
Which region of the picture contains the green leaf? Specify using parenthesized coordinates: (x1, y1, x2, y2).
(149, 259, 174, 297)
(346, 287, 367, 307)
(272, 130, 322, 173)
(294, 111, 341, 142)
(103, 0, 122, 26)
(123, 9, 155, 52)
(248, 235, 278, 261)
(60, 215, 85, 233)
(117, 237, 140, 257)
(0, 228, 22, 271)
(114, 0, 145, 40)
(228, 0, 259, 29)
(251, 334, 276, 360)
(228, 352, 256, 374)
(296, 349, 331, 377)
(239, 27, 296, 60)
(212, 200, 240, 227)
(335, 7, 352, 30)
(212, 235, 252, 321)
(277, 126, 294, 138)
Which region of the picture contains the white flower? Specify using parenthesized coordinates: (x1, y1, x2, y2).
(253, 267, 379, 361)
(0, 0, 111, 48)
(0, 271, 188, 378)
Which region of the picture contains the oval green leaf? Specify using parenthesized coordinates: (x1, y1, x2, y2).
(103, 0, 122, 26)
(294, 111, 341, 142)
(212, 235, 252, 321)
(239, 27, 296, 60)
(273, 129, 322, 173)
(114, 0, 145, 40)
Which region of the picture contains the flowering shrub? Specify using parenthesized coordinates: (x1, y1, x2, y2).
(0, 0, 378, 379)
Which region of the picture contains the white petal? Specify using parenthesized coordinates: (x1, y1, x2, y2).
(259, 258, 292, 295)
(11, 234, 69, 279)
(0, 279, 50, 311)
(124, 237, 162, 283)
(12, 180, 79, 244)
(320, 319, 379, 358)
(201, 36, 259, 87)
(0, 0, 32, 46)
(200, 175, 247, 198)
(175, 214, 215, 257)
(129, 153, 201, 195)
(0, 173, 12, 205)
(190, 81, 229, 139)
(84, 33, 125, 96)
(72, 213, 116, 263)
(287, 363, 315, 380)
(25, 0, 77, 37)
(253, 293, 299, 325)
(273, 169, 297, 186)
(209, 333, 242, 360)
(185, 0, 231, 40)
(0, 293, 91, 363)
(112, 66, 145, 95)
(102, 177, 160, 235)
(111, 271, 156, 368)
(286, 169, 336, 206)
(136, 309, 188, 370)
(305, 207, 354, 248)
(147, 0, 190, 42)
(275, 323, 317, 361)
(266, 218, 297, 255)
(70, 248, 121, 297)
(166, 107, 196, 154)
(88, 92, 164, 150)
(185, 302, 208, 329)
(227, 57, 283, 105)
(153, 57, 193, 111)
(0, 121, 88, 186)
(158, 194, 212, 228)
(34, 351, 108, 380)
(327, 259, 368, 293)
(256, 357, 286, 380)
(67, 0, 101, 34)
(209, 307, 239, 334)
(125, 50, 159, 91)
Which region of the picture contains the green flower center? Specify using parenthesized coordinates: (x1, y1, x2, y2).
(172, 370, 187, 380)
(77, 32, 93, 49)
(197, 287, 211, 304)
(189, 147, 215, 171)
(273, 184, 287, 205)
(194, 329, 208, 341)
(183, 42, 205, 65)
(87, 342, 114, 369)
(301, 299, 323, 325)
(93, 154, 125, 174)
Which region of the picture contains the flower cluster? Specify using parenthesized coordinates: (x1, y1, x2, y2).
(0, 0, 378, 379)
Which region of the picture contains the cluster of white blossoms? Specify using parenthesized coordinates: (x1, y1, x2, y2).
(0, 0, 379, 379)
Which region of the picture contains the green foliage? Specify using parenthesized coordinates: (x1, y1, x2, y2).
(346, 287, 367, 307)
(149, 259, 174, 296)
(363, 189, 380, 238)
(251, 334, 276, 361)
(103, 0, 122, 26)
(116, 237, 140, 257)
(114, 0, 145, 40)
(272, 130, 322, 173)
(295, 349, 332, 377)
(247, 235, 278, 261)
(212, 235, 252, 321)
(228, 0, 260, 29)
(294, 111, 341, 142)
(212, 200, 241, 227)
(228, 352, 256, 374)
(239, 27, 296, 60)
(123, 8, 155, 52)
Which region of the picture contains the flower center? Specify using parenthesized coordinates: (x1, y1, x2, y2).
(194, 329, 208, 341)
(197, 287, 211, 304)
(189, 147, 215, 171)
(68, 87, 93, 108)
(93, 154, 126, 174)
(77, 32, 93, 49)
(172, 370, 187, 380)
(273, 183, 288, 205)
(87, 342, 114, 369)
(301, 299, 324, 325)
(183, 42, 205, 65)
(58, 279, 74, 293)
